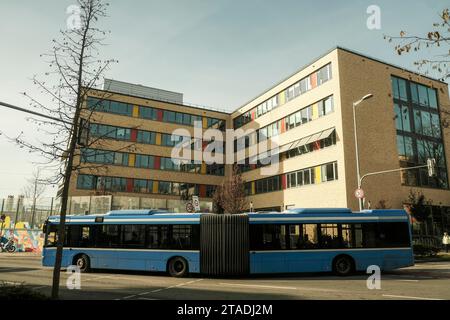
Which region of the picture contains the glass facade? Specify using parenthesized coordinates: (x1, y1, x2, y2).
(246, 161, 338, 196)
(233, 64, 332, 129)
(77, 174, 216, 197)
(80, 148, 224, 176)
(392, 76, 448, 189)
(86, 97, 223, 130)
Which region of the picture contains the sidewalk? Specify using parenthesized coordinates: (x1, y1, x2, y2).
(415, 251, 450, 263)
(0, 252, 41, 257)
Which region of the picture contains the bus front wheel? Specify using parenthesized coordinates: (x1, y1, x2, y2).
(332, 255, 354, 276)
(74, 254, 91, 273)
(167, 257, 189, 277)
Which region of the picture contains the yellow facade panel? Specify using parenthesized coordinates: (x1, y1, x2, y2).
(128, 153, 136, 167)
(311, 103, 319, 120)
(156, 133, 162, 145)
(315, 166, 321, 184)
(152, 181, 159, 194)
(132, 105, 139, 118)
(278, 92, 285, 105)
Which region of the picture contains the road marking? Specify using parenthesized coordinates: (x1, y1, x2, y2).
(218, 282, 341, 293)
(121, 279, 203, 300)
(82, 275, 115, 282)
(219, 283, 297, 291)
(32, 285, 48, 290)
(395, 279, 419, 282)
(382, 294, 444, 300)
(1, 281, 22, 286)
(138, 297, 160, 300)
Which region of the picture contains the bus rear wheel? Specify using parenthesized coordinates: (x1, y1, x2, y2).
(333, 255, 354, 276)
(168, 257, 189, 277)
(74, 254, 91, 273)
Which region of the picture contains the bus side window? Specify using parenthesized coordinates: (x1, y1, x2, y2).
(297, 224, 319, 249)
(352, 224, 364, 248)
(45, 225, 58, 247)
(80, 226, 91, 247)
(362, 223, 377, 248)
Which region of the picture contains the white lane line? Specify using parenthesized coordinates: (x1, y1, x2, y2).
(218, 282, 341, 293)
(121, 279, 203, 299)
(1, 281, 22, 286)
(139, 297, 160, 300)
(382, 294, 444, 300)
(395, 279, 419, 282)
(32, 285, 48, 290)
(219, 283, 297, 291)
(81, 275, 115, 282)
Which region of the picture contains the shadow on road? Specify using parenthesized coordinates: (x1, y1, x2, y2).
(0, 267, 41, 273)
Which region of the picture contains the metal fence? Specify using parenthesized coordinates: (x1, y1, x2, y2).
(67, 195, 213, 215)
(0, 195, 213, 229)
(0, 196, 59, 229)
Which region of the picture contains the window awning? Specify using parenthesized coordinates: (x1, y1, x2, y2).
(317, 127, 335, 141)
(276, 127, 335, 154)
(277, 141, 295, 154)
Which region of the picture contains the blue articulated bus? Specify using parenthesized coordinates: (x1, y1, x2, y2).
(42, 208, 414, 277)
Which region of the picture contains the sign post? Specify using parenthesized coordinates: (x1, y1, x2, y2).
(354, 188, 365, 199)
(192, 196, 200, 212)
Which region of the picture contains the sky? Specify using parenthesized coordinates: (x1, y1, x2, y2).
(0, 0, 448, 199)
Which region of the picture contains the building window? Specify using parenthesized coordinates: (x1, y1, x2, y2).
(77, 175, 95, 190)
(139, 106, 157, 120)
(135, 155, 154, 169)
(233, 64, 332, 129)
(137, 131, 156, 145)
(133, 179, 149, 193)
(392, 76, 448, 189)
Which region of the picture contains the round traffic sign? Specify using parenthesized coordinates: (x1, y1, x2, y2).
(355, 188, 365, 199)
(186, 202, 194, 213)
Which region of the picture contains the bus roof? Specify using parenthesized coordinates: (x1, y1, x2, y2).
(46, 208, 409, 225)
(247, 209, 409, 224)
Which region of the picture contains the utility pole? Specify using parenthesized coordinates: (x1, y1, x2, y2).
(13, 196, 22, 232)
(30, 169, 41, 229)
(352, 93, 374, 211)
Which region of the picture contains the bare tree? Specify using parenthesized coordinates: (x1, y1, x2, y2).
(385, 9, 450, 81)
(385, 8, 450, 127)
(405, 189, 432, 223)
(0, 0, 122, 299)
(374, 200, 391, 209)
(212, 184, 225, 214)
(213, 165, 248, 214)
(22, 169, 47, 228)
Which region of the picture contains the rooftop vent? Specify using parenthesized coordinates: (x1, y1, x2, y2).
(106, 209, 169, 216)
(285, 208, 352, 214)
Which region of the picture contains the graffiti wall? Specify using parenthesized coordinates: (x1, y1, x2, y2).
(1, 229, 44, 253)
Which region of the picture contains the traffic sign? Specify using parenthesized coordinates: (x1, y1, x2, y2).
(354, 188, 365, 199)
(192, 196, 200, 212)
(186, 202, 194, 213)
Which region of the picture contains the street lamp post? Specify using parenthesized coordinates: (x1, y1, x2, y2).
(352, 94, 374, 211)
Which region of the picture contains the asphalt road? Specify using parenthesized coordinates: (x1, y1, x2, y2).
(1, 253, 449, 300)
